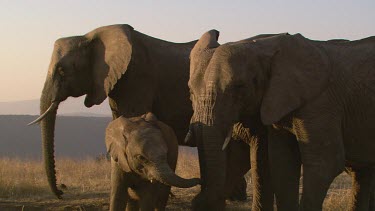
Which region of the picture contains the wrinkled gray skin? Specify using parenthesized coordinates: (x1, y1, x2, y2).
(106, 112, 200, 211)
(186, 30, 273, 211)
(188, 30, 375, 211)
(30, 24, 247, 200)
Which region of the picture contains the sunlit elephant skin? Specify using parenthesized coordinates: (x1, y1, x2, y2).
(186, 30, 274, 211)
(105, 112, 200, 211)
(30, 24, 249, 200)
(188, 30, 375, 211)
(31, 24, 196, 198)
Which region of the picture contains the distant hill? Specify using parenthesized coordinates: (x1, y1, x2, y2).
(0, 115, 197, 159)
(0, 98, 112, 117)
(0, 115, 111, 159)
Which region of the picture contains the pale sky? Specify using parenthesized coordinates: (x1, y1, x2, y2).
(1, 0, 374, 102)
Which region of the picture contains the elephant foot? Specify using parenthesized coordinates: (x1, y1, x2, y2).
(192, 191, 226, 211)
(228, 192, 247, 202)
(227, 177, 247, 201)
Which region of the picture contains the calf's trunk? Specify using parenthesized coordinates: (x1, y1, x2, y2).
(151, 162, 200, 188)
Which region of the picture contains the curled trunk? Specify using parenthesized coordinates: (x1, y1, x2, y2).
(40, 80, 63, 199)
(151, 162, 200, 188)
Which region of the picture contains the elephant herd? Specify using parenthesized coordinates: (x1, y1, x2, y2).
(29, 24, 375, 211)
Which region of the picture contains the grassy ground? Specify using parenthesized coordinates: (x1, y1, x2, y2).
(0, 150, 352, 210)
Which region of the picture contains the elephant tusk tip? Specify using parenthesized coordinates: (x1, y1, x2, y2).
(222, 127, 233, 150)
(222, 137, 231, 151)
(27, 120, 40, 126)
(27, 102, 59, 126)
(184, 131, 192, 144)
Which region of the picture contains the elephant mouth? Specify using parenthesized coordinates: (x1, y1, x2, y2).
(28, 101, 60, 125)
(84, 95, 95, 108)
(149, 177, 156, 184)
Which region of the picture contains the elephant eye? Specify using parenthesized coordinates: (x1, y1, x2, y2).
(58, 67, 65, 77)
(136, 154, 147, 163)
(233, 83, 246, 90)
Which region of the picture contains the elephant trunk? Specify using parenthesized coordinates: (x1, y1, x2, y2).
(196, 124, 227, 194)
(191, 91, 228, 207)
(40, 79, 63, 199)
(150, 162, 200, 188)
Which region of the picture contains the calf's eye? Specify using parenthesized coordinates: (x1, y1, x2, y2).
(136, 155, 147, 163)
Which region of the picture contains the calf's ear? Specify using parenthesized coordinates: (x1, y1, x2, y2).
(105, 117, 132, 172)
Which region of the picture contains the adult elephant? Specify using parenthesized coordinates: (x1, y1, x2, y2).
(187, 30, 375, 211)
(185, 30, 274, 211)
(29, 24, 249, 201)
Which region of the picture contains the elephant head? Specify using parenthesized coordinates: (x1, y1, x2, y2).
(186, 31, 330, 209)
(28, 24, 134, 198)
(106, 113, 200, 188)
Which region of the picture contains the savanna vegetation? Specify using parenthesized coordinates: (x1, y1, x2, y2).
(0, 148, 352, 210)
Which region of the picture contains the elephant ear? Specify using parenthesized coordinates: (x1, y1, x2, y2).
(260, 34, 330, 125)
(105, 117, 132, 172)
(154, 120, 179, 168)
(142, 112, 177, 154)
(193, 29, 220, 52)
(84, 24, 134, 107)
(189, 30, 220, 85)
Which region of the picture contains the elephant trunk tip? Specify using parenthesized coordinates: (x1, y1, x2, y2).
(55, 189, 64, 199)
(159, 177, 201, 189)
(151, 163, 201, 188)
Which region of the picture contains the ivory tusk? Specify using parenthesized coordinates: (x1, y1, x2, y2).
(222, 127, 233, 150)
(28, 102, 58, 126)
(184, 130, 193, 144)
(184, 125, 195, 144)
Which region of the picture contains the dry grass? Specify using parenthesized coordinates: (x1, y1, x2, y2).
(0, 157, 111, 199)
(0, 150, 353, 210)
(323, 174, 352, 211)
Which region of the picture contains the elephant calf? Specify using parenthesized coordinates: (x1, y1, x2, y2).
(106, 112, 200, 211)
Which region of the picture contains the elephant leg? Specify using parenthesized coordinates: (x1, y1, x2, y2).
(126, 198, 139, 211)
(139, 192, 156, 211)
(225, 139, 250, 201)
(370, 170, 375, 211)
(301, 160, 343, 211)
(110, 158, 129, 211)
(155, 184, 171, 211)
(250, 135, 274, 211)
(268, 127, 300, 211)
(298, 124, 345, 211)
(228, 177, 248, 201)
(349, 167, 374, 211)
